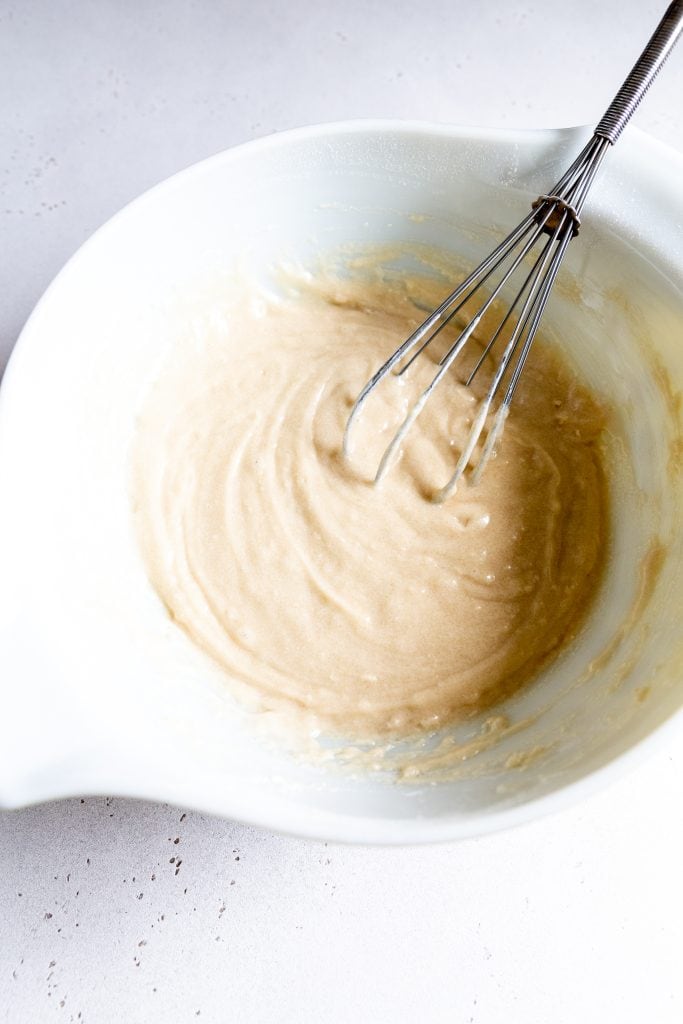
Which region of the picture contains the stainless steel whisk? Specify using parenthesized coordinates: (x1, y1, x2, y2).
(344, 1, 683, 502)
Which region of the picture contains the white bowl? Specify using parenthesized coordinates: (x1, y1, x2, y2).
(1, 121, 683, 844)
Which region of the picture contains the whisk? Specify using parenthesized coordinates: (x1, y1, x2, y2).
(343, 1, 683, 502)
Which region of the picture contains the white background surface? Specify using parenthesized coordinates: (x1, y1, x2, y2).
(1, 1, 682, 1022)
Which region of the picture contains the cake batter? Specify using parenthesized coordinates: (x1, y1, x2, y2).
(131, 269, 608, 740)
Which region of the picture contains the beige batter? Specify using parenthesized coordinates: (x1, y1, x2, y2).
(131, 268, 608, 741)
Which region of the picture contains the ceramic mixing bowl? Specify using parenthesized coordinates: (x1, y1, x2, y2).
(1, 121, 682, 843)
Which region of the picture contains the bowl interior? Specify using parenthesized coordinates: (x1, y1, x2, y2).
(1, 122, 683, 842)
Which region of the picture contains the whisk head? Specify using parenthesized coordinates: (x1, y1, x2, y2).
(343, 133, 610, 502)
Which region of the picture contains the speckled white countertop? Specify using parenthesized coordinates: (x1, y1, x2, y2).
(1, 2, 683, 1022)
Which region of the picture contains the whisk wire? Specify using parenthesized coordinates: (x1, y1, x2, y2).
(341, 208, 539, 458)
(432, 211, 574, 502)
(464, 240, 553, 387)
(395, 213, 543, 379)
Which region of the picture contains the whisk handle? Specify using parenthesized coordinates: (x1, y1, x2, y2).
(595, 0, 683, 144)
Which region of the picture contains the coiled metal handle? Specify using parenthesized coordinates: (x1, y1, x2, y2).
(595, 0, 683, 143)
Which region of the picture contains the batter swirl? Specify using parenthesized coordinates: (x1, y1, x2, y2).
(132, 271, 608, 739)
